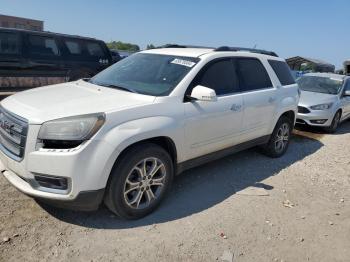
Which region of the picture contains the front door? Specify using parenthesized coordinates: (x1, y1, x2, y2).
(184, 58, 243, 160)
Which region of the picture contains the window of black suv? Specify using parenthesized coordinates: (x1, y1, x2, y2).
(65, 39, 83, 55)
(0, 32, 20, 55)
(87, 42, 104, 56)
(28, 35, 59, 56)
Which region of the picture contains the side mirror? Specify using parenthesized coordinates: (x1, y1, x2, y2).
(344, 90, 350, 96)
(190, 85, 217, 102)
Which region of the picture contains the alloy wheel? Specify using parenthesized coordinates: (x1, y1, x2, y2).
(123, 157, 166, 210)
(274, 123, 290, 153)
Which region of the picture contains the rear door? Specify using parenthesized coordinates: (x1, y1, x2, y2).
(184, 58, 244, 159)
(61, 38, 109, 79)
(237, 57, 277, 141)
(60, 37, 87, 79)
(22, 33, 66, 88)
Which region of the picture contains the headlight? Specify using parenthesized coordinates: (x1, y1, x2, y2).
(310, 103, 333, 110)
(38, 113, 105, 141)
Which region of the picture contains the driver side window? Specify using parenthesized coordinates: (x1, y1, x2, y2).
(189, 58, 239, 96)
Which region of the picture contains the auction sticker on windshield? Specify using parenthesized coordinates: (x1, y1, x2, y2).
(171, 58, 196, 68)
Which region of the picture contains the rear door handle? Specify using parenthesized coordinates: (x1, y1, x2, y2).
(230, 104, 242, 112)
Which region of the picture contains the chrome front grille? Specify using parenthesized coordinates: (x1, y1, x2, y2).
(0, 107, 28, 161)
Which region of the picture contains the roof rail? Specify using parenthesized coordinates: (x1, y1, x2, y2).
(215, 46, 278, 57)
(0, 27, 99, 41)
(160, 44, 214, 49)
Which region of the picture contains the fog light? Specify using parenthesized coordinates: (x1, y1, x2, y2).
(34, 174, 68, 190)
(296, 119, 306, 124)
(310, 119, 327, 124)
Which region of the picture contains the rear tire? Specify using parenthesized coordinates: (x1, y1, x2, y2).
(262, 116, 292, 158)
(104, 143, 174, 220)
(324, 110, 341, 133)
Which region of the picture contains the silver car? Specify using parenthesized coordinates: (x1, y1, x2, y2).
(296, 73, 350, 132)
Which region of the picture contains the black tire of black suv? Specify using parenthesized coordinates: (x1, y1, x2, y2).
(262, 116, 293, 158)
(324, 110, 341, 134)
(104, 143, 174, 220)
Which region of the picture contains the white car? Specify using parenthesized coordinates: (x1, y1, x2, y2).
(0, 46, 299, 219)
(296, 73, 350, 133)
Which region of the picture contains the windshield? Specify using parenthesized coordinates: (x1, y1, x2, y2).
(296, 76, 343, 95)
(90, 53, 199, 96)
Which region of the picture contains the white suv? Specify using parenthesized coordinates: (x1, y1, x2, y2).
(0, 46, 299, 219)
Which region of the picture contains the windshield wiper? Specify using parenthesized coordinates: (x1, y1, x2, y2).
(92, 82, 138, 93)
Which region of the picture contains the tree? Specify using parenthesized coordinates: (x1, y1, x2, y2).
(106, 41, 140, 52)
(146, 44, 156, 50)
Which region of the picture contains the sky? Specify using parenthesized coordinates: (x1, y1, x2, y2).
(1, 0, 349, 68)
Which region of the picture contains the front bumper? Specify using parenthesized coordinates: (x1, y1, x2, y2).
(1, 164, 104, 211)
(0, 123, 117, 211)
(296, 109, 334, 127)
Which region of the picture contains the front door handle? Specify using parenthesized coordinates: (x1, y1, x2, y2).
(230, 104, 242, 112)
(268, 97, 276, 103)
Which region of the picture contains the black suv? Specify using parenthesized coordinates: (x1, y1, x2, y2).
(0, 27, 112, 93)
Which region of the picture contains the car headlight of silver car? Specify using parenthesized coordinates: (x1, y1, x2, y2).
(38, 113, 105, 142)
(310, 103, 333, 110)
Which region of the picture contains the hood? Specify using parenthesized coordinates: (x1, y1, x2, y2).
(299, 90, 338, 107)
(1, 80, 156, 124)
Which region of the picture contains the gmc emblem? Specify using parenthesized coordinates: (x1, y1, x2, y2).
(0, 119, 14, 135)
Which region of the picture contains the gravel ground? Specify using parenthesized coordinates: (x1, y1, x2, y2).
(1, 122, 350, 262)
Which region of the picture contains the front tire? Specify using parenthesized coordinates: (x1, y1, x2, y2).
(104, 143, 174, 219)
(262, 116, 292, 158)
(324, 110, 341, 133)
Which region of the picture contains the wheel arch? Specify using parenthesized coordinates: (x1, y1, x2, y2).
(115, 136, 178, 166)
(280, 110, 295, 124)
(269, 109, 296, 134)
(97, 115, 184, 190)
(103, 136, 178, 193)
(337, 108, 343, 117)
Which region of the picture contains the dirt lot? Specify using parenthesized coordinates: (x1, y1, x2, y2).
(1, 123, 350, 262)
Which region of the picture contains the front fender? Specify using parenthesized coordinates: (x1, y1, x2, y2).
(96, 116, 184, 187)
(104, 116, 182, 154)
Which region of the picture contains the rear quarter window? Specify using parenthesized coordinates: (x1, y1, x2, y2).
(87, 42, 104, 56)
(0, 32, 20, 55)
(65, 40, 82, 55)
(268, 60, 295, 86)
